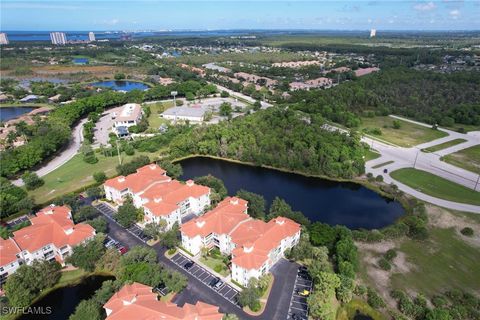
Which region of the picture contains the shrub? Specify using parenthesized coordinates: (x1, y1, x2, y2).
(21, 171, 44, 190)
(375, 175, 384, 182)
(378, 258, 391, 271)
(367, 287, 386, 309)
(93, 171, 107, 183)
(460, 227, 474, 237)
(385, 249, 397, 261)
(214, 264, 223, 273)
(354, 284, 367, 297)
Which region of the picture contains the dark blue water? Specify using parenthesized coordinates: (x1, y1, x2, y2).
(0, 107, 35, 122)
(73, 58, 89, 64)
(179, 157, 405, 229)
(19, 275, 114, 320)
(91, 80, 149, 91)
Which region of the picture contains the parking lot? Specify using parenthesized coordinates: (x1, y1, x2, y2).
(170, 252, 241, 308)
(287, 266, 313, 320)
(94, 202, 152, 243)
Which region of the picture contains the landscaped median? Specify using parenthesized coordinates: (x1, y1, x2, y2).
(390, 168, 480, 206)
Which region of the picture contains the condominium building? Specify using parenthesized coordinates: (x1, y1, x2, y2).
(103, 164, 211, 229)
(111, 103, 143, 137)
(0, 205, 95, 285)
(181, 197, 301, 286)
(103, 282, 223, 320)
(88, 31, 96, 42)
(0, 33, 9, 45)
(50, 32, 67, 45)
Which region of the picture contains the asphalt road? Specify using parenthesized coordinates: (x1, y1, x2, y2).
(96, 205, 301, 319)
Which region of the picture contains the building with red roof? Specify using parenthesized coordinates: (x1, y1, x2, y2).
(0, 205, 95, 285)
(103, 282, 223, 320)
(181, 197, 301, 286)
(104, 164, 211, 229)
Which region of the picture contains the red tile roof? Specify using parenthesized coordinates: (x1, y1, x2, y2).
(104, 164, 170, 193)
(0, 238, 21, 266)
(104, 282, 223, 320)
(181, 197, 249, 238)
(11, 205, 95, 254)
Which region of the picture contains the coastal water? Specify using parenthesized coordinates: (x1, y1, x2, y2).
(0, 107, 35, 122)
(91, 80, 150, 91)
(179, 157, 405, 229)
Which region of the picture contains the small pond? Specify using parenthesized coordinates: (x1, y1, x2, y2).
(19, 275, 114, 320)
(179, 157, 405, 229)
(91, 80, 150, 91)
(0, 107, 35, 122)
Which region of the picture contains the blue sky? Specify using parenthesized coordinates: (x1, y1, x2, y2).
(1, 1, 479, 31)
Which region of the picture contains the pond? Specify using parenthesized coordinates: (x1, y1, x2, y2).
(0, 107, 35, 122)
(178, 157, 405, 229)
(19, 275, 114, 320)
(91, 80, 150, 91)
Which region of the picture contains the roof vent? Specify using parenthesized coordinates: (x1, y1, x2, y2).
(186, 180, 194, 187)
(118, 177, 126, 183)
(149, 163, 157, 170)
(275, 218, 285, 225)
(154, 197, 162, 203)
(230, 198, 239, 205)
(243, 243, 254, 253)
(196, 219, 205, 228)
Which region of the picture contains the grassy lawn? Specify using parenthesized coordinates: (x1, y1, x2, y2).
(441, 145, 480, 175)
(58, 268, 88, 286)
(421, 138, 467, 153)
(365, 149, 381, 161)
(390, 228, 480, 296)
(359, 116, 447, 147)
(390, 168, 480, 205)
(199, 255, 229, 277)
(29, 151, 159, 204)
(372, 161, 394, 169)
(146, 101, 174, 129)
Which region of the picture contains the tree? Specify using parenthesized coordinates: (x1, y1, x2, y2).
(114, 73, 126, 80)
(220, 90, 230, 98)
(161, 269, 187, 293)
(236, 189, 265, 219)
(21, 171, 44, 190)
(69, 299, 102, 320)
(86, 186, 103, 200)
(222, 314, 239, 320)
(267, 197, 310, 225)
(116, 197, 140, 227)
(158, 160, 183, 179)
(93, 172, 107, 183)
(74, 206, 98, 222)
(85, 216, 108, 233)
(143, 220, 167, 240)
(253, 100, 262, 111)
(0, 177, 32, 218)
(392, 120, 402, 129)
(219, 102, 233, 117)
(120, 246, 158, 266)
(336, 275, 354, 303)
(67, 235, 106, 272)
(97, 248, 121, 273)
(159, 223, 180, 248)
(237, 278, 262, 311)
(118, 262, 163, 287)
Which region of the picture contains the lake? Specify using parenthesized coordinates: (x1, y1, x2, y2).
(178, 157, 405, 229)
(91, 80, 150, 92)
(19, 275, 114, 320)
(0, 107, 35, 122)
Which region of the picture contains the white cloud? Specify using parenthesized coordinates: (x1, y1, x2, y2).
(413, 2, 437, 11)
(449, 9, 461, 18)
(102, 19, 120, 26)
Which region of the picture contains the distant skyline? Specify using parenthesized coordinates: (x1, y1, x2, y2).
(1, 1, 479, 31)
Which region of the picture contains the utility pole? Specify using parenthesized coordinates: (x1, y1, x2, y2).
(116, 140, 121, 165)
(413, 150, 420, 168)
(171, 91, 178, 106)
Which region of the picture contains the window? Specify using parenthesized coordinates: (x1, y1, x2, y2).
(0, 267, 3, 272)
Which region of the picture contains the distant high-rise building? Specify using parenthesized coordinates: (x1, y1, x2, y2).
(50, 32, 67, 45)
(0, 33, 9, 45)
(88, 32, 96, 42)
(370, 29, 377, 38)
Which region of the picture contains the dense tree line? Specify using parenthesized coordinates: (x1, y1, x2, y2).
(169, 108, 365, 179)
(289, 68, 480, 127)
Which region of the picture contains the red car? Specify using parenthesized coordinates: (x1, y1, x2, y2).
(118, 246, 129, 255)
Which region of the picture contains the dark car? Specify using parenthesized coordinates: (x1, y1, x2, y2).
(184, 261, 194, 270)
(291, 313, 303, 320)
(383, 168, 388, 173)
(209, 277, 220, 287)
(213, 279, 224, 290)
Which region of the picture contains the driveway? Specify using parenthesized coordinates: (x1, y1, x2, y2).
(94, 203, 302, 319)
(12, 117, 86, 186)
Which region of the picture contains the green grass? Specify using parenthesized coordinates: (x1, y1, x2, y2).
(365, 149, 381, 161)
(336, 299, 387, 320)
(359, 116, 448, 147)
(421, 139, 467, 153)
(441, 145, 480, 175)
(146, 101, 173, 129)
(199, 255, 229, 277)
(390, 168, 480, 205)
(372, 161, 394, 169)
(390, 228, 480, 296)
(57, 269, 88, 286)
(28, 151, 158, 204)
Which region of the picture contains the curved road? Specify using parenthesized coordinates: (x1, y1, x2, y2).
(12, 118, 86, 186)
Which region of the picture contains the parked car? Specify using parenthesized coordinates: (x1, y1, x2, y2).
(105, 239, 117, 248)
(291, 313, 303, 320)
(297, 289, 310, 297)
(118, 246, 129, 255)
(184, 261, 194, 270)
(383, 168, 388, 173)
(213, 279, 224, 290)
(209, 277, 220, 287)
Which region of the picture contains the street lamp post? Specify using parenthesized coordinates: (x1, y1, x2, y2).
(171, 91, 178, 106)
